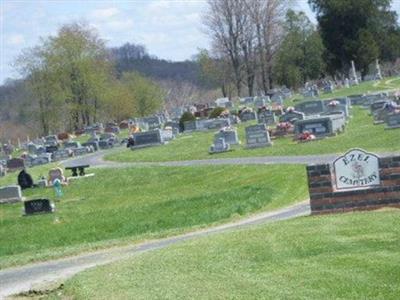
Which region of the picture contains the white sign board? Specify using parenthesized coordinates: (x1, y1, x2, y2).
(333, 149, 380, 190)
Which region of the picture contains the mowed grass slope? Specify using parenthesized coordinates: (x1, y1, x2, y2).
(107, 107, 400, 163)
(50, 210, 400, 300)
(0, 165, 308, 268)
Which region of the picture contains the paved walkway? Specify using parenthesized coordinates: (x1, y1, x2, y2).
(62, 148, 399, 169)
(0, 201, 310, 298)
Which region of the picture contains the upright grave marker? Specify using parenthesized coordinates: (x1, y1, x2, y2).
(0, 185, 23, 204)
(23, 199, 55, 216)
(245, 124, 272, 148)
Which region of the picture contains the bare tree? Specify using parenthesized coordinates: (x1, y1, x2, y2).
(204, 0, 248, 96)
(246, 0, 289, 94)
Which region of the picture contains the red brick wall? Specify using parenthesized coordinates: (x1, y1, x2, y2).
(307, 156, 400, 215)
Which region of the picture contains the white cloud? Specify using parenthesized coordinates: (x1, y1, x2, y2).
(7, 34, 25, 46)
(90, 7, 120, 20)
(107, 19, 134, 31)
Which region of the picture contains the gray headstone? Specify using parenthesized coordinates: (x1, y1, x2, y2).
(294, 115, 345, 137)
(209, 137, 230, 154)
(183, 120, 197, 132)
(0, 185, 22, 204)
(240, 111, 257, 122)
(245, 124, 272, 148)
(6, 158, 25, 171)
(52, 149, 71, 161)
(131, 129, 164, 149)
(215, 128, 239, 145)
(279, 111, 305, 123)
(258, 111, 276, 125)
(295, 100, 325, 116)
(385, 113, 400, 129)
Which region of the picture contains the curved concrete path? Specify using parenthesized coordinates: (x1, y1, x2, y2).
(0, 201, 310, 298)
(62, 148, 399, 169)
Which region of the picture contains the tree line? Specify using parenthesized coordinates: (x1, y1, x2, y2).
(199, 0, 400, 97)
(13, 22, 164, 136)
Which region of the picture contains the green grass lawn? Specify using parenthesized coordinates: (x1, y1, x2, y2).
(286, 76, 400, 105)
(106, 107, 400, 163)
(0, 164, 308, 268)
(49, 209, 400, 300)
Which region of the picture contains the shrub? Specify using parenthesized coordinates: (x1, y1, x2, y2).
(209, 107, 226, 119)
(179, 112, 195, 131)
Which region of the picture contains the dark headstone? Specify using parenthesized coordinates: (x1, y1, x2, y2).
(24, 199, 54, 215)
(6, 158, 25, 171)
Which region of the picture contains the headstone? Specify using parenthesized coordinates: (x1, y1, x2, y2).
(44, 135, 59, 147)
(239, 97, 254, 105)
(370, 100, 389, 115)
(245, 124, 273, 148)
(30, 156, 51, 167)
(64, 141, 80, 149)
(82, 141, 99, 151)
(23, 199, 55, 215)
(46, 145, 59, 153)
(215, 128, 239, 145)
(215, 97, 231, 108)
(37, 179, 47, 188)
(73, 147, 89, 156)
(295, 100, 325, 116)
(279, 111, 305, 123)
(98, 140, 113, 149)
(349, 94, 365, 106)
(350, 60, 359, 85)
(142, 116, 162, 130)
(258, 111, 276, 126)
(209, 137, 230, 154)
(52, 149, 71, 161)
(271, 93, 284, 105)
(0, 185, 22, 204)
(239, 111, 257, 122)
(183, 120, 197, 132)
(254, 96, 267, 108)
(385, 113, 400, 129)
(294, 115, 345, 137)
(323, 101, 350, 119)
(131, 129, 164, 149)
(0, 165, 6, 177)
(375, 59, 383, 80)
(6, 158, 25, 171)
(161, 129, 174, 141)
(206, 118, 231, 130)
(333, 149, 380, 190)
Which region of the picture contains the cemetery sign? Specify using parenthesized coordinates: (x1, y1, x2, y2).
(333, 149, 380, 190)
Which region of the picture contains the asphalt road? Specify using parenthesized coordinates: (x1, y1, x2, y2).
(0, 201, 310, 298)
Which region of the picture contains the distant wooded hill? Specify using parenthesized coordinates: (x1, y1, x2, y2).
(110, 43, 201, 85)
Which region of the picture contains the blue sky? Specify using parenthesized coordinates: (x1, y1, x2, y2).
(1, 0, 399, 84)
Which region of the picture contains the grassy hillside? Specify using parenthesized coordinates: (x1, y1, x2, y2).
(106, 107, 400, 163)
(50, 210, 400, 299)
(0, 164, 308, 268)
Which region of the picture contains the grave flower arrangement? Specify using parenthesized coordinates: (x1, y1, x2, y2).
(276, 122, 293, 131)
(298, 131, 316, 141)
